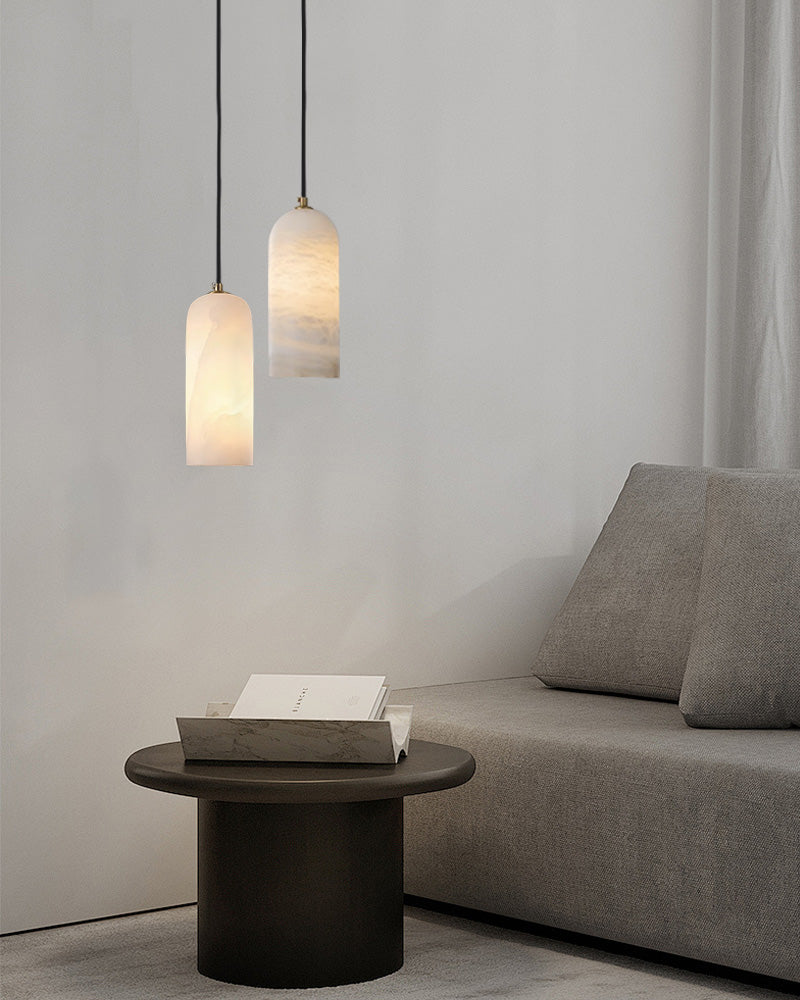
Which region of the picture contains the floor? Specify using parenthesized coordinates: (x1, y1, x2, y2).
(2, 904, 796, 1000)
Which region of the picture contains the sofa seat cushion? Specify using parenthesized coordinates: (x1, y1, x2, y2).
(395, 677, 800, 983)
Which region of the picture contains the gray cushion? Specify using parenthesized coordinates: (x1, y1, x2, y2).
(396, 677, 800, 983)
(533, 463, 709, 701)
(679, 471, 800, 728)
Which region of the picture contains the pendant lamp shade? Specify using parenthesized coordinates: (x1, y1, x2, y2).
(184, 0, 253, 466)
(268, 206, 339, 378)
(186, 291, 253, 465)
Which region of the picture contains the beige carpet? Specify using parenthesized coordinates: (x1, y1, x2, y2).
(1, 904, 795, 1000)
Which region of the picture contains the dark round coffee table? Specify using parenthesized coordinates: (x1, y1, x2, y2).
(125, 739, 474, 988)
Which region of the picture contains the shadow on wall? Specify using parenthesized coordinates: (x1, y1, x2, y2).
(148, 562, 380, 700)
(357, 556, 580, 687)
(80, 556, 582, 710)
(66, 460, 148, 596)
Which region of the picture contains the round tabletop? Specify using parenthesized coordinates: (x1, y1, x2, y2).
(125, 740, 475, 804)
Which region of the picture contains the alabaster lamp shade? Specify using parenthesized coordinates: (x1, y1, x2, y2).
(268, 206, 339, 378)
(186, 291, 253, 466)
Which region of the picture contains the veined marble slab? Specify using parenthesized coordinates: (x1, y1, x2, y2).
(176, 705, 413, 764)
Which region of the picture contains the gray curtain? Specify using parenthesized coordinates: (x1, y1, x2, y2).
(728, 0, 800, 467)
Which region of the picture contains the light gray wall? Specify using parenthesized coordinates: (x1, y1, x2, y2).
(0, 0, 711, 932)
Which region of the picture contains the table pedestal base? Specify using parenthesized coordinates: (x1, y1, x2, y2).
(197, 797, 404, 988)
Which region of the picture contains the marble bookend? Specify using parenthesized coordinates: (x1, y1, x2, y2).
(177, 704, 413, 765)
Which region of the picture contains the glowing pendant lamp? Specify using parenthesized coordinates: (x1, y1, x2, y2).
(268, 0, 340, 378)
(186, 0, 254, 465)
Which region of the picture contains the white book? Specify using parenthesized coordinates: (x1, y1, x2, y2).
(372, 686, 390, 721)
(229, 674, 388, 721)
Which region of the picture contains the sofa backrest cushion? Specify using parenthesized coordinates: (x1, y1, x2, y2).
(679, 470, 800, 728)
(532, 463, 710, 701)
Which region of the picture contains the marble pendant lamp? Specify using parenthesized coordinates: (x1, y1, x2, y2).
(186, 0, 254, 465)
(268, 0, 340, 378)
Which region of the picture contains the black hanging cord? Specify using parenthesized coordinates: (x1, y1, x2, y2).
(300, 0, 307, 199)
(216, 0, 222, 285)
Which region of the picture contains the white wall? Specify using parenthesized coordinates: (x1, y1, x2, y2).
(0, 0, 711, 933)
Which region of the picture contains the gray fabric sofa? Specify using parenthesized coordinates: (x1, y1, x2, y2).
(395, 465, 800, 983)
